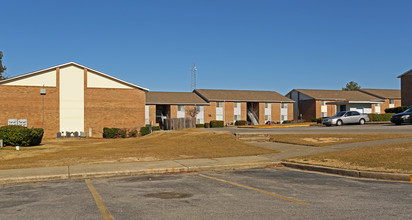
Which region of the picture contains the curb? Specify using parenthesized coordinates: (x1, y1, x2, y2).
(281, 162, 411, 182)
(0, 162, 279, 185)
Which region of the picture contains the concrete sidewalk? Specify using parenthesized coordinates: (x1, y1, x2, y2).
(1, 136, 411, 184)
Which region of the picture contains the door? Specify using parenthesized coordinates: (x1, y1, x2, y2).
(340, 105, 346, 112)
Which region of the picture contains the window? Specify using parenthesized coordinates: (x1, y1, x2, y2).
(216, 102, 224, 108)
(389, 99, 395, 104)
(352, 111, 360, 116)
(281, 103, 288, 109)
(264, 115, 271, 121)
(346, 112, 353, 116)
(234, 115, 241, 121)
(375, 103, 380, 108)
(264, 103, 271, 108)
(234, 102, 241, 108)
(177, 105, 185, 112)
(216, 115, 224, 121)
(321, 112, 327, 117)
(321, 101, 327, 106)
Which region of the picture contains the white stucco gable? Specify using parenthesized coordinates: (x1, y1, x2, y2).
(87, 71, 133, 89)
(2, 69, 56, 87)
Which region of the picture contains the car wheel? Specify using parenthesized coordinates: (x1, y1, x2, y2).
(359, 119, 365, 125)
(395, 122, 401, 125)
(336, 120, 343, 126)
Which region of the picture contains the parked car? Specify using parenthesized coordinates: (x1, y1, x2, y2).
(390, 108, 412, 125)
(322, 111, 369, 126)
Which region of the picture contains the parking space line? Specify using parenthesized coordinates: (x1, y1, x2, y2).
(85, 179, 114, 220)
(198, 174, 310, 205)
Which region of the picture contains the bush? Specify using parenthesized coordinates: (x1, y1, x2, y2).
(128, 129, 138, 137)
(311, 118, 323, 124)
(385, 106, 412, 114)
(368, 113, 395, 121)
(140, 126, 151, 136)
(282, 120, 305, 124)
(235, 120, 247, 126)
(196, 124, 204, 128)
(119, 128, 127, 138)
(210, 120, 224, 128)
(204, 123, 210, 128)
(103, 127, 120, 138)
(145, 125, 161, 131)
(0, 125, 44, 146)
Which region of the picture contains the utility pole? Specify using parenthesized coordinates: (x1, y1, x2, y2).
(191, 63, 197, 90)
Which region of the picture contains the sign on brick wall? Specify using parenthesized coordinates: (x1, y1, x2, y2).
(8, 119, 27, 127)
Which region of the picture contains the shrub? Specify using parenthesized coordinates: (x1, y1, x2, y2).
(210, 120, 224, 128)
(0, 125, 44, 146)
(140, 126, 151, 136)
(103, 127, 120, 138)
(145, 125, 161, 131)
(204, 123, 210, 128)
(235, 120, 247, 126)
(128, 129, 138, 137)
(119, 128, 127, 138)
(196, 124, 204, 128)
(368, 113, 395, 121)
(282, 120, 305, 124)
(385, 106, 412, 114)
(311, 118, 323, 124)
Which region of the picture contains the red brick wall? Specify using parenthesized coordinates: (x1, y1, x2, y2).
(204, 101, 216, 123)
(84, 88, 146, 137)
(288, 103, 294, 121)
(224, 102, 234, 124)
(401, 75, 412, 106)
(0, 85, 59, 138)
(327, 101, 336, 117)
(241, 102, 247, 121)
(271, 103, 280, 122)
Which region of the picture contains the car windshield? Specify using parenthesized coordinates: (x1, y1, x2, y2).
(334, 112, 346, 117)
(403, 108, 412, 113)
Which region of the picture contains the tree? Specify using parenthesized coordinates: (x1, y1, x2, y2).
(187, 106, 200, 118)
(342, 81, 361, 91)
(0, 51, 7, 80)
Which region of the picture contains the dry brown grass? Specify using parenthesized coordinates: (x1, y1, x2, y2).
(284, 142, 412, 173)
(269, 133, 412, 147)
(0, 130, 276, 170)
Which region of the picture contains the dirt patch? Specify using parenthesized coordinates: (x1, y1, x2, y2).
(144, 192, 193, 199)
(270, 133, 412, 147)
(0, 130, 276, 170)
(301, 137, 352, 144)
(284, 142, 412, 173)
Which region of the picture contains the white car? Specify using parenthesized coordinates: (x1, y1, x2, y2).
(322, 111, 369, 126)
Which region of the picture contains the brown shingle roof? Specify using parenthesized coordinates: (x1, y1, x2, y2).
(194, 89, 293, 102)
(293, 89, 384, 102)
(146, 92, 209, 105)
(359, 89, 401, 99)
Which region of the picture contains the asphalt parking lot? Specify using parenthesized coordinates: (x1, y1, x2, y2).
(213, 123, 412, 134)
(1, 168, 410, 220)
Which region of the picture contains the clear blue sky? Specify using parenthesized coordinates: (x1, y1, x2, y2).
(2, 0, 412, 94)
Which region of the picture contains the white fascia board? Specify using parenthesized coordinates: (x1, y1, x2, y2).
(0, 62, 149, 92)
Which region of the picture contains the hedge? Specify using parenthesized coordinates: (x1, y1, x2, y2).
(282, 120, 305, 124)
(235, 120, 247, 126)
(140, 127, 151, 136)
(103, 127, 120, 138)
(145, 124, 160, 131)
(368, 113, 395, 121)
(385, 106, 412, 114)
(210, 120, 224, 128)
(196, 124, 204, 128)
(204, 123, 210, 128)
(311, 118, 324, 124)
(0, 125, 44, 146)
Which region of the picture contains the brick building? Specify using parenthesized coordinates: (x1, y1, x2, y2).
(286, 89, 384, 121)
(398, 69, 412, 106)
(359, 89, 401, 113)
(194, 89, 294, 125)
(0, 62, 148, 138)
(145, 92, 209, 127)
